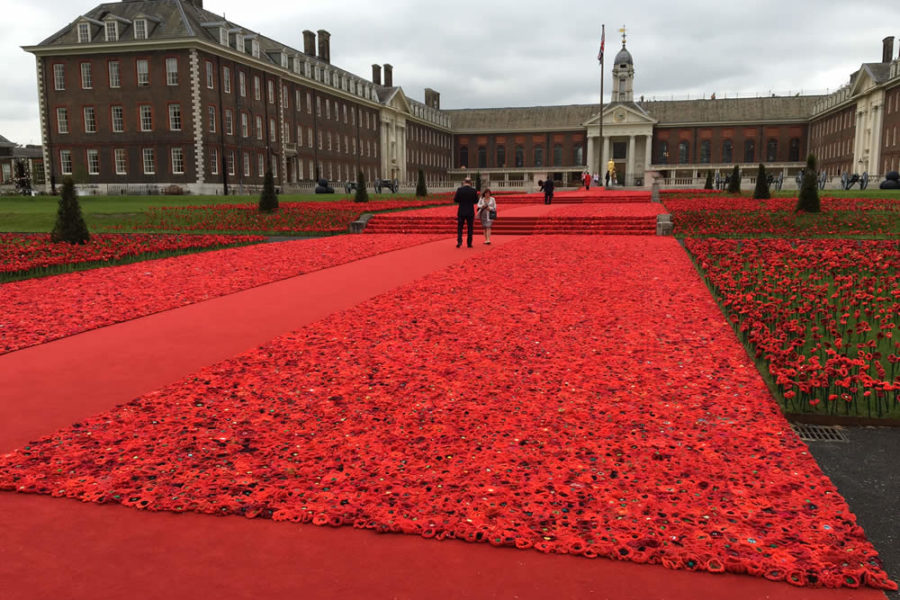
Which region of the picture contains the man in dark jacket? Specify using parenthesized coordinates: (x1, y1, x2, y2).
(454, 177, 479, 248)
(540, 178, 554, 204)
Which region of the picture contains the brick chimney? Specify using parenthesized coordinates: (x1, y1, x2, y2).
(317, 29, 330, 64)
(383, 64, 393, 87)
(883, 36, 895, 63)
(372, 64, 382, 85)
(425, 88, 440, 109)
(302, 30, 315, 56)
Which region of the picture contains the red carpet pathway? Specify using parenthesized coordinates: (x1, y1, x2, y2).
(0, 236, 886, 600)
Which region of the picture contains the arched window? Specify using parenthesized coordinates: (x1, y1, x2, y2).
(534, 145, 544, 167)
(574, 144, 584, 165)
(515, 145, 524, 167)
(477, 146, 487, 168)
(744, 140, 755, 163)
(722, 140, 733, 164)
(678, 141, 689, 163)
(789, 138, 800, 161)
(700, 140, 711, 163)
(459, 145, 468, 168)
(766, 139, 778, 162)
(552, 144, 563, 167)
(657, 140, 668, 164)
(496, 145, 506, 168)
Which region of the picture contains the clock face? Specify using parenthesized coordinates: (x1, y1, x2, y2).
(614, 110, 625, 123)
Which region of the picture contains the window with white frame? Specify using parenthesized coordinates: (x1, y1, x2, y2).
(307, 93, 312, 114)
(168, 104, 181, 131)
(108, 61, 120, 88)
(105, 21, 118, 41)
(253, 76, 260, 100)
(241, 112, 248, 137)
(56, 108, 68, 134)
(256, 115, 262, 140)
(59, 150, 73, 174)
(343, 105, 347, 123)
(111, 106, 124, 132)
(166, 58, 178, 86)
(238, 71, 246, 97)
(139, 105, 152, 131)
(136, 59, 149, 86)
(206, 61, 214, 88)
(223, 67, 231, 93)
(243, 152, 250, 176)
(251, 39, 259, 58)
(219, 27, 228, 46)
(207, 106, 216, 133)
(258, 154, 265, 177)
(297, 125, 303, 147)
(269, 117, 276, 142)
(271, 160, 277, 178)
(267, 80, 274, 104)
(134, 19, 147, 40)
(83, 106, 96, 133)
(80, 63, 92, 89)
(307, 128, 313, 148)
(227, 152, 235, 176)
(77, 22, 91, 43)
(142, 148, 155, 174)
(53, 64, 65, 90)
(295, 90, 302, 111)
(327, 132, 332, 151)
(325, 100, 330, 119)
(87, 149, 99, 175)
(224, 109, 233, 135)
(209, 148, 218, 174)
(236, 35, 244, 53)
(114, 148, 127, 174)
(308, 160, 314, 180)
(282, 85, 288, 109)
(171, 147, 184, 174)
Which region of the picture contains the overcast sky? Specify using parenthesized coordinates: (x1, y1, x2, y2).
(1, 0, 898, 145)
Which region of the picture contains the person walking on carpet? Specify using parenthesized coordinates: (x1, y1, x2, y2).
(454, 176, 479, 248)
(476, 188, 497, 245)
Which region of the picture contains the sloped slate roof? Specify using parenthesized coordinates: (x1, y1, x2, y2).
(446, 104, 600, 132)
(0, 134, 15, 147)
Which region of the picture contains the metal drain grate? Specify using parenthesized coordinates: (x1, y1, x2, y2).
(791, 423, 849, 443)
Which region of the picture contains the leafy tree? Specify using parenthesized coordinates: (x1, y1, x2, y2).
(258, 169, 279, 213)
(415, 169, 427, 197)
(354, 171, 369, 203)
(51, 177, 90, 244)
(753, 163, 770, 199)
(703, 170, 713, 190)
(796, 154, 821, 213)
(727, 165, 741, 194)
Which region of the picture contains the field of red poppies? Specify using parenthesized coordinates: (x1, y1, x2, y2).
(0, 233, 265, 281)
(0, 234, 442, 355)
(664, 197, 900, 238)
(686, 238, 899, 418)
(1, 236, 893, 590)
(112, 197, 453, 234)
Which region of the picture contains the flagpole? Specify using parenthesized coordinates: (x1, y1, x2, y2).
(599, 24, 605, 185)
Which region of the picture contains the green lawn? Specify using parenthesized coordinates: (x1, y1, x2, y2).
(0, 192, 420, 232)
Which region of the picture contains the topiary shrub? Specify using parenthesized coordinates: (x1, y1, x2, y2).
(753, 164, 770, 199)
(51, 176, 90, 245)
(259, 169, 279, 213)
(726, 165, 741, 194)
(796, 154, 820, 213)
(415, 169, 427, 197)
(704, 170, 713, 190)
(354, 171, 369, 203)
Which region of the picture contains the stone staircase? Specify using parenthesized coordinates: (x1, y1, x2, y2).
(363, 215, 658, 235)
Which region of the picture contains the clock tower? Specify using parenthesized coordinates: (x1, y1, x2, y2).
(611, 27, 634, 103)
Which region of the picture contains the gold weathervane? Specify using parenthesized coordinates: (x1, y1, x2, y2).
(619, 25, 627, 46)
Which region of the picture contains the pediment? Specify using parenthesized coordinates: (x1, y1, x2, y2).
(382, 88, 413, 114)
(583, 103, 656, 127)
(849, 67, 876, 97)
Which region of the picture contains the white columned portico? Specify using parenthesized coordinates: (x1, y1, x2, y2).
(627, 135, 636, 185)
(644, 134, 652, 176)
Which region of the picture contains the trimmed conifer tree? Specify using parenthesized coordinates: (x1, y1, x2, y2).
(354, 171, 369, 203)
(475, 172, 482, 192)
(753, 163, 770, 199)
(259, 170, 279, 213)
(415, 169, 427, 197)
(796, 154, 820, 213)
(704, 170, 713, 190)
(727, 165, 741, 194)
(51, 176, 90, 245)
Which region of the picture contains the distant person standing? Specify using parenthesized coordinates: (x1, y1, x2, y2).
(540, 177, 554, 204)
(454, 176, 479, 248)
(583, 171, 591, 190)
(477, 188, 497, 245)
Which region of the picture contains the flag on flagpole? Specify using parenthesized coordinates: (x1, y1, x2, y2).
(597, 28, 605, 63)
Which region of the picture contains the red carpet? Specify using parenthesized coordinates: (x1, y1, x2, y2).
(0, 236, 890, 598)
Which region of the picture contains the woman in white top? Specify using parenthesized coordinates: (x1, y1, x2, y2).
(476, 188, 497, 244)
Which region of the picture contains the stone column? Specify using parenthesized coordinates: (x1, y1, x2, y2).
(644, 135, 652, 174)
(586, 135, 596, 175)
(602, 137, 610, 181)
(627, 135, 636, 186)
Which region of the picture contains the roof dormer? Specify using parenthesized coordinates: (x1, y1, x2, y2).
(75, 17, 104, 43)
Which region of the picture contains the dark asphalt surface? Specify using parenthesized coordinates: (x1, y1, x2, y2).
(804, 426, 900, 597)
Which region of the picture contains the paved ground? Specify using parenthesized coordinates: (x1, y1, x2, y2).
(806, 427, 900, 599)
